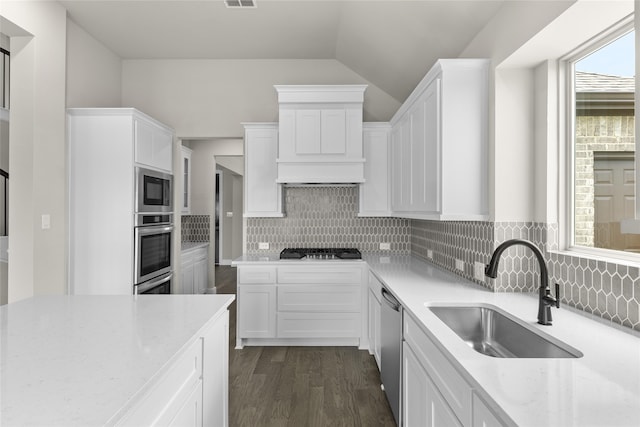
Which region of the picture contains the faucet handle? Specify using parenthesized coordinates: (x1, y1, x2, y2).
(555, 283, 561, 308)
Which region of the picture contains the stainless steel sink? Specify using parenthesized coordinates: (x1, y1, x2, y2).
(429, 305, 583, 358)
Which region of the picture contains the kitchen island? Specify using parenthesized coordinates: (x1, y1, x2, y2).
(0, 294, 234, 426)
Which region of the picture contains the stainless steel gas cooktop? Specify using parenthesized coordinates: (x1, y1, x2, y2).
(279, 248, 362, 260)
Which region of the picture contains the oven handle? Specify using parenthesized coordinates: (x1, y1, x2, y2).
(135, 272, 173, 295)
(136, 225, 174, 236)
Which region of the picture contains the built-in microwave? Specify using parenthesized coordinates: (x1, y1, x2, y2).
(136, 166, 173, 213)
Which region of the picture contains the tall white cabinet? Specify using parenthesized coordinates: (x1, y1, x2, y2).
(390, 59, 489, 220)
(359, 123, 391, 216)
(68, 108, 174, 295)
(243, 123, 283, 217)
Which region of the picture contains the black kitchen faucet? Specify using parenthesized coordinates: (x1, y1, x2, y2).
(485, 239, 560, 325)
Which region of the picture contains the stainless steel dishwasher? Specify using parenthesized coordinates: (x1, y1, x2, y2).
(380, 286, 402, 425)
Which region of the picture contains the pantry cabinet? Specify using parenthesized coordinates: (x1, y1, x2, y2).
(390, 58, 489, 220)
(275, 85, 367, 183)
(243, 123, 283, 217)
(359, 123, 391, 216)
(68, 108, 173, 295)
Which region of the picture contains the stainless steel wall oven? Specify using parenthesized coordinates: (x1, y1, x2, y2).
(134, 213, 173, 294)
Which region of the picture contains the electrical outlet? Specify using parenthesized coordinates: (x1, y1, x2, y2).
(455, 259, 464, 272)
(474, 261, 486, 282)
(258, 242, 270, 250)
(379, 242, 391, 251)
(427, 250, 433, 259)
(41, 214, 50, 230)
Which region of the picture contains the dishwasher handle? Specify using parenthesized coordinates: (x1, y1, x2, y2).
(381, 288, 401, 312)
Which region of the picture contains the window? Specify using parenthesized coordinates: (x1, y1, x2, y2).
(565, 17, 637, 258)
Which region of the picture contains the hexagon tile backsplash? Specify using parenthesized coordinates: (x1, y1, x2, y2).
(246, 186, 410, 253)
(411, 219, 639, 332)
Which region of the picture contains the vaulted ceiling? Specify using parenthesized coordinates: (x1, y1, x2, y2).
(61, 0, 505, 104)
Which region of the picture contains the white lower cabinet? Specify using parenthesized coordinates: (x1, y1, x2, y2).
(403, 342, 462, 427)
(117, 310, 229, 427)
(402, 312, 510, 427)
(237, 284, 277, 338)
(236, 264, 364, 348)
(181, 246, 209, 294)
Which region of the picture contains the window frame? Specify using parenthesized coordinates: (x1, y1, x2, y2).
(559, 14, 639, 263)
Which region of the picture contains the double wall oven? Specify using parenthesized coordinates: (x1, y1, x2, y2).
(134, 167, 174, 294)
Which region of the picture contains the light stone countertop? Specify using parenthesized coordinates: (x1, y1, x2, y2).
(0, 294, 234, 426)
(364, 253, 640, 427)
(233, 252, 640, 426)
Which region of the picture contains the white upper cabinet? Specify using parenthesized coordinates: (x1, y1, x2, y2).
(134, 116, 173, 172)
(390, 59, 489, 220)
(243, 123, 283, 217)
(359, 123, 391, 216)
(274, 85, 367, 183)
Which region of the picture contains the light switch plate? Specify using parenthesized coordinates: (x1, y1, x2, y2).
(226, 211, 233, 217)
(427, 249, 433, 259)
(455, 259, 464, 271)
(41, 214, 50, 230)
(258, 242, 270, 250)
(379, 242, 391, 250)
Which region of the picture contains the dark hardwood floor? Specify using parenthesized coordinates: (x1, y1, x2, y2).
(215, 265, 396, 427)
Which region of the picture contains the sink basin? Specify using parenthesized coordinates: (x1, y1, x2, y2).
(429, 305, 583, 358)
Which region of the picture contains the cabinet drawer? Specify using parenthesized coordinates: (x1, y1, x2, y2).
(117, 338, 203, 426)
(277, 266, 362, 284)
(277, 312, 360, 338)
(404, 313, 472, 427)
(278, 285, 360, 312)
(238, 266, 277, 284)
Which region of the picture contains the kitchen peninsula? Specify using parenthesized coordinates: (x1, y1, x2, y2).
(0, 294, 234, 426)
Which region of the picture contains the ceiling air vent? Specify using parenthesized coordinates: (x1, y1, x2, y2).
(224, 0, 256, 8)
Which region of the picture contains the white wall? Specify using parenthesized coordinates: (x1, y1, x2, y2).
(458, 0, 633, 222)
(66, 19, 122, 108)
(121, 59, 401, 139)
(0, 1, 67, 302)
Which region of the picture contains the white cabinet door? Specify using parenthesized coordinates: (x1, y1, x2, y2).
(135, 118, 173, 172)
(238, 285, 277, 338)
(423, 79, 440, 214)
(243, 124, 283, 217)
(182, 261, 195, 294)
(181, 146, 192, 214)
(359, 123, 391, 216)
(409, 98, 427, 212)
(472, 394, 508, 427)
(403, 343, 462, 427)
(167, 382, 203, 427)
(390, 123, 403, 212)
(194, 254, 208, 295)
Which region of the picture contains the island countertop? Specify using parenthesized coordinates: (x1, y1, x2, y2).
(0, 294, 234, 426)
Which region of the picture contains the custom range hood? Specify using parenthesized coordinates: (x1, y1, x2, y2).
(274, 85, 367, 184)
